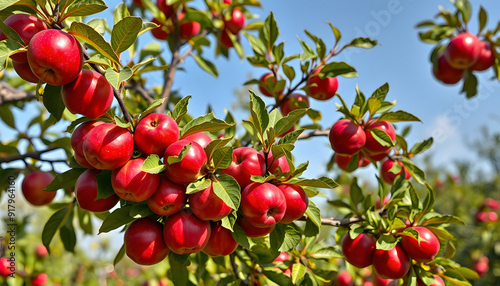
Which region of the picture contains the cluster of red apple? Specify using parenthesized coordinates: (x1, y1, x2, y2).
(150, 1, 200, 42)
(217, 0, 245, 50)
(474, 198, 499, 224)
(0, 245, 48, 285)
(432, 32, 495, 85)
(341, 226, 443, 285)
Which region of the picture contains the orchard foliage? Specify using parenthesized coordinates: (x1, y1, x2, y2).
(0, 0, 498, 285)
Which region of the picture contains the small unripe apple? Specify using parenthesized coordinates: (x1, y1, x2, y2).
(124, 217, 170, 265)
(363, 120, 395, 155)
(22, 171, 56, 206)
(470, 41, 495, 71)
(241, 182, 286, 228)
(0, 14, 48, 63)
(259, 73, 284, 97)
(221, 147, 266, 189)
(183, 132, 212, 148)
(189, 181, 232, 221)
(71, 121, 105, 168)
(444, 32, 481, 69)
(112, 158, 161, 202)
(372, 245, 410, 280)
(83, 123, 134, 170)
(12, 60, 40, 83)
(306, 67, 338, 100)
(164, 139, 207, 185)
(401, 226, 440, 263)
(75, 169, 120, 212)
(279, 93, 309, 116)
(277, 184, 308, 224)
(27, 29, 84, 86)
(341, 233, 376, 268)
(329, 119, 366, 156)
(202, 221, 238, 257)
(62, 69, 114, 119)
(432, 54, 464, 84)
(380, 159, 411, 185)
(237, 216, 275, 238)
(163, 209, 211, 254)
(147, 177, 187, 216)
(134, 113, 179, 156)
(224, 9, 245, 34)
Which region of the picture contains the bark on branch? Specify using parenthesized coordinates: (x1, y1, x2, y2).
(297, 129, 330, 140)
(0, 147, 64, 163)
(0, 81, 36, 105)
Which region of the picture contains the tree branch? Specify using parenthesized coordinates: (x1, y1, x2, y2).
(0, 147, 65, 164)
(125, 81, 155, 104)
(0, 81, 36, 105)
(297, 215, 364, 227)
(297, 129, 330, 140)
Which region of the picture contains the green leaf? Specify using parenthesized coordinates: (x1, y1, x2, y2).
(0, 105, 16, 129)
(42, 84, 64, 121)
(350, 177, 364, 207)
(166, 143, 191, 165)
(60, 211, 76, 252)
(181, 112, 233, 138)
(291, 263, 307, 285)
(42, 206, 72, 251)
(77, 208, 93, 235)
(421, 183, 436, 219)
(63, 0, 108, 19)
(274, 109, 308, 138)
(298, 38, 316, 62)
(304, 200, 321, 228)
(278, 223, 302, 252)
(343, 37, 378, 49)
(105, 67, 132, 90)
(249, 90, 269, 140)
(113, 2, 129, 25)
(371, 82, 390, 101)
(129, 203, 154, 218)
(452, 0, 472, 23)
(113, 244, 126, 266)
(262, 12, 279, 49)
(410, 138, 433, 155)
(69, 21, 121, 66)
(370, 128, 394, 148)
(461, 70, 478, 98)
(139, 98, 167, 119)
(45, 168, 86, 192)
(212, 146, 233, 170)
(376, 234, 399, 250)
(367, 98, 382, 117)
(401, 157, 426, 184)
(378, 110, 421, 123)
(193, 55, 218, 77)
(478, 6, 487, 33)
(111, 16, 142, 54)
(232, 223, 250, 249)
(422, 215, 465, 227)
(0, 21, 25, 45)
(243, 31, 266, 56)
(203, 137, 232, 162)
(327, 22, 341, 45)
(0, 39, 23, 70)
(213, 175, 241, 211)
(261, 269, 293, 286)
(139, 155, 166, 174)
(0, 0, 23, 11)
(320, 61, 358, 78)
(99, 206, 134, 234)
(287, 176, 339, 189)
(186, 178, 211, 195)
(171, 95, 191, 124)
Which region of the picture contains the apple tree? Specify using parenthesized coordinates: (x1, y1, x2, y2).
(0, 0, 495, 285)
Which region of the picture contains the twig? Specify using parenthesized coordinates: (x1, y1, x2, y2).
(0, 147, 64, 163)
(0, 81, 37, 105)
(297, 129, 330, 140)
(125, 81, 155, 104)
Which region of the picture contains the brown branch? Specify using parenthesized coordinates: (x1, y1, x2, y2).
(125, 81, 155, 104)
(0, 81, 36, 105)
(297, 129, 330, 140)
(297, 215, 364, 227)
(0, 147, 64, 163)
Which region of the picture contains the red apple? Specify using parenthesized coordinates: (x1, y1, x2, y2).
(12, 60, 39, 83)
(36, 245, 48, 258)
(329, 119, 366, 156)
(83, 123, 134, 170)
(274, 252, 290, 262)
(27, 29, 84, 86)
(372, 245, 410, 280)
(147, 177, 187, 216)
(71, 121, 105, 168)
(306, 67, 338, 100)
(380, 159, 411, 185)
(111, 158, 161, 202)
(482, 198, 499, 210)
(258, 73, 284, 97)
(240, 182, 286, 228)
(488, 211, 498, 222)
(335, 153, 369, 172)
(261, 150, 290, 174)
(336, 271, 353, 286)
(31, 273, 48, 286)
(237, 216, 275, 238)
(373, 274, 393, 286)
(183, 132, 212, 149)
(157, 0, 173, 18)
(189, 181, 232, 221)
(221, 147, 266, 188)
(124, 217, 170, 265)
(164, 139, 207, 185)
(62, 69, 114, 119)
(134, 113, 179, 157)
(151, 19, 171, 40)
(279, 93, 309, 116)
(163, 209, 211, 254)
(363, 149, 391, 162)
(219, 28, 235, 49)
(178, 12, 200, 41)
(75, 169, 120, 212)
(224, 9, 245, 34)
(473, 256, 489, 277)
(202, 221, 238, 256)
(363, 120, 395, 155)
(0, 14, 48, 63)
(432, 54, 464, 84)
(277, 184, 308, 224)
(444, 32, 481, 69)
(401, 226, 440, 263)
(475, 211, 488, 223)
(470, 41, 495, 71)
(342, 233, 376, 268)
(21, 171, 55, 206)
(0, 257, 12, 277)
